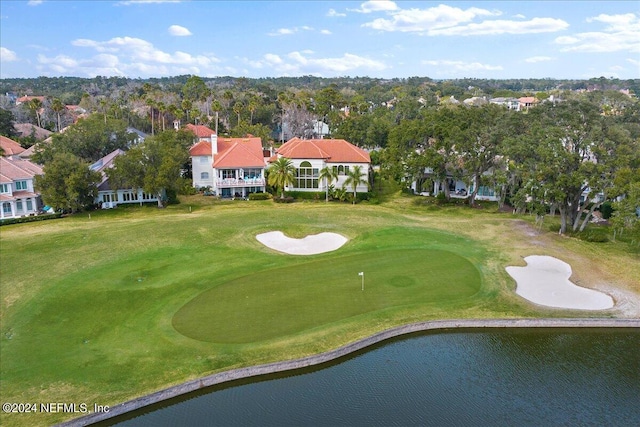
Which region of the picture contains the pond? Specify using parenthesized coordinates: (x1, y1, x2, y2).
(105, 329, 640, 426)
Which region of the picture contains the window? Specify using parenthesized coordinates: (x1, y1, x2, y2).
(199, 156, 209, 164)
(338, 165, 345, 175)
(0, 184, 8, 193)
(222, 170, 235, 179)
(2, 203, 11, 214)
(296, 162, 318, 189)
(26, 199, 33, 211)
(201, 172, 209, 180)
(15, 181, 27, 190)
(16, 200, 23, 212)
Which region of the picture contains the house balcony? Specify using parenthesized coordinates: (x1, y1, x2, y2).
(217, 177, 265, 188)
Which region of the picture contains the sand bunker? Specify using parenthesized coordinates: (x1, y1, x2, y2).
(506, 255, 614, 310)
(256, 231, 348, 255)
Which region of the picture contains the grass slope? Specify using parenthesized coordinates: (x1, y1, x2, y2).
(1, 197, 638, 427)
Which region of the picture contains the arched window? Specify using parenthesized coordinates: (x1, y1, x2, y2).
(201, 172, 209, 180)
(338, 165, 345, 175)
(300, 161, 312, 167)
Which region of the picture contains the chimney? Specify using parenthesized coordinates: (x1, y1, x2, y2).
(211, 133, 218, 156)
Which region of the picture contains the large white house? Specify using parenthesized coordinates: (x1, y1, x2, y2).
(189, 130, 267, 198)
(273, 138, 371, 193)
(0, 156, 44, 219)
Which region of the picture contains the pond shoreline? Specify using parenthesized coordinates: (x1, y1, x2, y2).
(59, 317, 640, 426)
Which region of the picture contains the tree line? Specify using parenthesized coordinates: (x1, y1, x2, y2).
(0, 75, 637, 244)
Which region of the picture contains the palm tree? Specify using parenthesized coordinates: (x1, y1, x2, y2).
(343, 165, 368, 204)
(50, 98, 65, 132)
(268, 157, 296, 199)
(27, 98, 43, 128)
(319, 166, 339, 202)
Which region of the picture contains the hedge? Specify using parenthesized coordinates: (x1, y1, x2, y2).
(248, 193, 271, 201)
(0, 213, 63, 226)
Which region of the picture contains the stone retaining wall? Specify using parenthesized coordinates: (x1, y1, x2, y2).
(59, 318, 640, 426)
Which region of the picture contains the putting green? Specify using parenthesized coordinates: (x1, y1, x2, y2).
(172, 249, 481, 343)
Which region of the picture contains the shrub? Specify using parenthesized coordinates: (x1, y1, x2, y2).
(248, 192, 271, 200)
(284, 191, 324, 200)
(273, 196, 294, 203)
(600, 201, 613, 219)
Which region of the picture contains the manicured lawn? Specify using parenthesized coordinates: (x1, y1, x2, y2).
(0, 197, 637, 427)
(174, 248, 481, 343)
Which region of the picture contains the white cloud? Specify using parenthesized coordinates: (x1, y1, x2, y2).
(327, 8, 346, 17)
(628, 58, 640, 67)
(429, 17, 568, 36)
(27, 0, 43, 6)
(422, 59, 503, 72)
(320, 29, 332, 35)
(244, 51, 387, 76)
(54, 36, 222, 77)
(168, 25, 192, 36)
(0, 47, 18, 62)
(350, 1, 399, 14)
(525, 56, 553, 63)
(363, 4, 500, 33)
(514, 14, 526, 19)
(268, 28, 296, 36)
(268, 26, 317, 36)
(555, 13, 640, 53)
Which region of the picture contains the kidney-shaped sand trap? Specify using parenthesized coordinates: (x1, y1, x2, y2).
(256, 231, 348, 255)
(506, 255, 614, 310)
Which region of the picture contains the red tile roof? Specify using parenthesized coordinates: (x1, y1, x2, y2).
(189, 140, 212, 156)
(276, 138, 370, 163)
(189, 137, 266, 168)
(0, 136, 25, 156)
(213, 137, 265, 168)
(185, 124, 216, 139)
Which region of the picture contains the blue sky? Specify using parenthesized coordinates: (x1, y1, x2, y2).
(1, 0, 638, 79)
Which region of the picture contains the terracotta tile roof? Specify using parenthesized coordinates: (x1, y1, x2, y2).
(213, 137, 265, 168)
(189, 141, 212, 156)
(185, 124, 216, 139)
(13, 123, 53, 140)
(0, 136, 25, 156)
(0, 156, 43, 183)
(276, 138, 370, 163)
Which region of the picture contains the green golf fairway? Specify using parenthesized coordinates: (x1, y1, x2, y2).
(173, 249, 481, 343)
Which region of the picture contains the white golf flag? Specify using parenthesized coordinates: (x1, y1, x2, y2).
(358, 272, 364, 276)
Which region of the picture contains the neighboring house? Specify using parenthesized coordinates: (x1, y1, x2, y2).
(273, 138, 371, 193)
(90, 149, 160, 208)
(126, 127, 148, 145)
(0, 136, 25, 156)
(518, 96, 538, 110)
(415, 168, 499, 202)
(489, 97, 520, 111)
(0, 156, 44, 219)
(190, 134, 267, 198)
(15, 95, 45, 105)
(185, 124, 217, 143)
(13, 123, 53, 140)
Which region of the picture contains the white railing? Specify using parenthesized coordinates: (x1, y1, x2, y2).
(217, 178, 265, 187)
